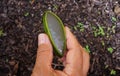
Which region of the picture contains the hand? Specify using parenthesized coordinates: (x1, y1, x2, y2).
(31, 27, 90, 76)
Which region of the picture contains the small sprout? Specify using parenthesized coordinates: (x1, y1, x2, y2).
(105, 65, 108, 69)
(112, 17, 117, 22)
(74, 22, 84, 32)
(110, 69, 116, 75)
(0, 29, 4, 37)
(53, 4, 58, 10)
(106, 25, 116, 37)
(98, 26, 105, 36)
(77, 22, 84, 32)
(106, 33, 109, 38)
(80, 28, 84, 32)
(112, 25, 116, 33)
(107, 27, 111, 31)
(93, 31, 97, 37)
(92, 26, 96, 30)
(101, 40, 105, 46)
(98, 11, 101, 14)
(74, 26, 77, 31)
(107, 47, 113, 54)
(92, 26, 105, 37)
(77, 22, 84, 27)
(24, 12, 29, 16)
(84, 45, 90, 53)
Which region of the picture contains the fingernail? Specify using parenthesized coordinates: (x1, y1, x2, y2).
(38, 34, 49, 45)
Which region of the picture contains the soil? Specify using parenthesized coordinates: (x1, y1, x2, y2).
(0, 0, 120, 76)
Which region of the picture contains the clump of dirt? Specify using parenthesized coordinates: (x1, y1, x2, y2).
(0, 0, 120, 76)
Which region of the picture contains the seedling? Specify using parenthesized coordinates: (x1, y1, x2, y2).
(0, 29, 4, 37)
(24, 12, 29, 16)
(92, 26, 105, 37)
(111, 17, 117, 22)
(53, 4, 58, 10)
(43, 11, 66, 57)
(84, 45, 90, 53)
(77, 22, 84, 32)
(98, 26, 105, 36)
(107, 47, 113, 54)
(110, 69, 116, 75)
(107, 25, 116, 33)
(74, 26, 77, 31)
(112, 25, 116, 33)
(105, 65, 108, 69)
(101, 40, 105, 46)
(74, 22, 84, 32)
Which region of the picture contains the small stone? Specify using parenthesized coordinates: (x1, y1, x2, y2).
(0, 13, 7, 18)
(114, 5, 120, 15)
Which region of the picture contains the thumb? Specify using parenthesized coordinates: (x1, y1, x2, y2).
(32, 34, 53, 76)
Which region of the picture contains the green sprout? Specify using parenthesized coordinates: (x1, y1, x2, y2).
(98, 26, 105, 36)
(112, 25, 116, 33)
(110, 69, 116, 75)
(53, 4, 58, 10)
(105, 65, 108, 69)
(74, 26, 77, 31)
(101, 40, 105, 46)
(107, 47, 113, 54)
(0, 29, 4, 37)
(112, 17, 117, 22)
(106, 25, 116, 38)
(77, 22, 84, 32)
(92, 26, 105, 37)
(84, 45, 90, 53)
(74, 22, 84, 32)
(24, 12, 29, 16)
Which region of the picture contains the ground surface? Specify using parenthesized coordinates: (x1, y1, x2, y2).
(0, 0, 120, 76)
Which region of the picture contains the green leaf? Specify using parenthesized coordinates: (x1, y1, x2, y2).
(107, 47, 113, 54)
(43, 11, 66, 57)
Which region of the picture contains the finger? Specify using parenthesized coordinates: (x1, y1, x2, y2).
(53, 70, 68, 76)
(65, 27, 80, 50)
(32, 34, 53, 76)
(63, 27, 83, 76)
(82, 49, 90, 76)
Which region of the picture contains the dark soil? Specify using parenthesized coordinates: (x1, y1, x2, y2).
(0, 0, 120, 76)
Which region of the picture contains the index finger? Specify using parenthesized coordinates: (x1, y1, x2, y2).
(63, 27, 83, 76)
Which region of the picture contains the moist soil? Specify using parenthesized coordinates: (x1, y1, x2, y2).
(0, 0, 120, 76)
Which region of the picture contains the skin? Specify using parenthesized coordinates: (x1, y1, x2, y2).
(31, 27, 90, 76)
